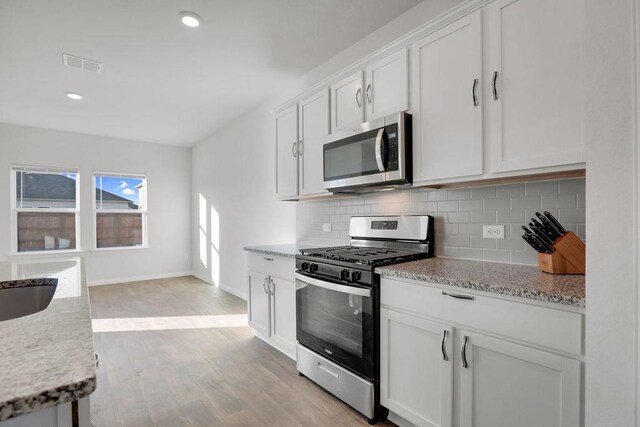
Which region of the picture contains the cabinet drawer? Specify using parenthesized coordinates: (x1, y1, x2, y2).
(247, 253, 295, 280)
(381, 277, 583, 356)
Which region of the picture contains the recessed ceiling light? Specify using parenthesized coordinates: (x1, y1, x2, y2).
(178, 11, 202, 28)
(65, 92, 83, 100)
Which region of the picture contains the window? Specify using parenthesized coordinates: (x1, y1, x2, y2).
(94, 173, 147, 249)
(12, 166, 79, 253)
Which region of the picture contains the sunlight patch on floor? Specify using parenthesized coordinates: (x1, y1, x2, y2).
(92, 314, 248, 333)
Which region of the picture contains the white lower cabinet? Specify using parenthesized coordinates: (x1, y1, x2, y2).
(380, 308, 453, 427)
(458, 331, 581, 427)
(246, 253, 297, 359)
(381, 277, 583, 427)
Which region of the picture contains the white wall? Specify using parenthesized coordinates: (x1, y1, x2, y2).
(0, 122, 192, 284)
(584, 0, 638, 425)
(190, 0, 462, 299)
(191, 106, 296, 299)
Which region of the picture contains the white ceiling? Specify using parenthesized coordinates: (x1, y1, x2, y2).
(0, 0, 421, 147)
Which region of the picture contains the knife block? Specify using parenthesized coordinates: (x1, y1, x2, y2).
(537, 231, 585, 275)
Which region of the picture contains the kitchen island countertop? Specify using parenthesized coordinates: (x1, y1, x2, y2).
(0, 257, 96, 422)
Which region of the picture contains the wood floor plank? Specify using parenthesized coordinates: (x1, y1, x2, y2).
(89, 276, 394, 426)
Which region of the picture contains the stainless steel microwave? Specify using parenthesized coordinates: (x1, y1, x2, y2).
(323, 111, 411, 192)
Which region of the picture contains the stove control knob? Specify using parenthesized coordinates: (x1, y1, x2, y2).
(350, 271, 361, 282)
(300, 262, 309, 271)
(340, 269, 350, 280)
(308, 264, 318, 273)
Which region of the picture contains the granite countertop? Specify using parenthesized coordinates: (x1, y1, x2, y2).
(376, 258, 585, 307)
(243, 243, 320, 258)
(0, 257, 96, 422)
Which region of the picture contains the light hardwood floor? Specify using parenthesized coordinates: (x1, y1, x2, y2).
(89, 276, 394, 426)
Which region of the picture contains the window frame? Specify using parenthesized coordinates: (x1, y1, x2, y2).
(10, 165, 81, 255)
(92, 171, 148, 251)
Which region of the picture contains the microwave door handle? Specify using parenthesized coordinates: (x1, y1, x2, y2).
(375, 128, 386, 172)
(295, 273, 371, 297)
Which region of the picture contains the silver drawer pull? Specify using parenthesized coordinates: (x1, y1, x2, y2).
(317, 362, 340, 378)
(462, 335, 469, 369)
(264, 257, 274, 261)
(441, 330, 449, 362)
(442, 291, 474, 300)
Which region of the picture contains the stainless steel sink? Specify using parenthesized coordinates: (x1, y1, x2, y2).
(0, 280, 58, 321)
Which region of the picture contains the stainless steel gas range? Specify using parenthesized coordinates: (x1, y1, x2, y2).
(295, 215, 435, 424)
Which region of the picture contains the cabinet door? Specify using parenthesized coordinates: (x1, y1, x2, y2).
(247, 271, 270, 338)
(298, 89, 330, 196)
(275, 105, 298, 199)
(380, 308, 453, 427)
(411, 11, 483, 183)
(458, 331, 581, 427)
(269, 276, 297, 357)
(330, 71, 364, 132)
(364, 49, 409, 121)
(486, 0, 585, 172)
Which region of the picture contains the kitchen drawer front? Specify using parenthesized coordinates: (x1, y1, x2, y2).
(381, 277, 583, 356)
(247, 253, 295, 280)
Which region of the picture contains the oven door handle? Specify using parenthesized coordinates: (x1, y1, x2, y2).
(295, 273, 371, 297)
(374, 128, 387, 172)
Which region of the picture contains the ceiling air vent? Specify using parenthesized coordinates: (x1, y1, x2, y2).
(62, 53, 103, 73)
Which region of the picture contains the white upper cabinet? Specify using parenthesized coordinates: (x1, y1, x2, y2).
(411, 12, 483, 183)
(275, 105, 298, 199)
(331, 49, 409, 133)
(458, 331, 581, 427)
(330, 71, 364, 133)
(298, 89, 330, 196)
(486, 0, 585, 172)
(364, 49, 409, 121)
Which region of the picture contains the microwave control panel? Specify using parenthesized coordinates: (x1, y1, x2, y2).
(386, 123, 399, 171)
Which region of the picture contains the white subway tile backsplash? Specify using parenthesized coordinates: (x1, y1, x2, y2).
(496, 184, 526, 198)
(472, 186, 497, 199)
(525, 181, 559, 196)
(484, 198, 510, 210)
(447, 212, 471, 223)
(437, 201, 459, 212)
(459, 199, 483, 211)
(471, 210, 497, 223)
(541, 195, 577, 210)
(296, 178, 585, 266)
(510, 196, 542, 210)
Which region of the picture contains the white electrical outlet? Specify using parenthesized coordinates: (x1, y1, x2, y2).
(482, 224, 505, 239)
(322, 223, 332, 232)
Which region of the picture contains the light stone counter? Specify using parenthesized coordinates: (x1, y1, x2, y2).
(377, 257, 585, 307)
(0, 257, 96, 422)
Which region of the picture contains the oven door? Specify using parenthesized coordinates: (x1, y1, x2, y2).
(295, 272, 374, 380)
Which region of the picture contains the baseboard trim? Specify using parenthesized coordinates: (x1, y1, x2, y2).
(88, 271, 192, 286)
(192, 272, 247, 300)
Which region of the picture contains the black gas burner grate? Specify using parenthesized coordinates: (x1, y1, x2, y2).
(300, 245, 422, 265)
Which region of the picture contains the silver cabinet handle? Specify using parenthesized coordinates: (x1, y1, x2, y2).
(462, 335, 469, 368)
(263, 277, 269, 294)
(441, 330, 449, 362)
(442, 291, 474, 300)
(374, 128, 386, 172)
(492, 71, 499, 101)
(355, 88, 362, 107)
(298, 140, 303, 156)
(291, 141, 297, 158)
(263, 257, 274, 261)
(317, 362, 340, 378)
(366, 83, 372, 104)
(269, 277, 274, 296)
(472, 78, 479, 107)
